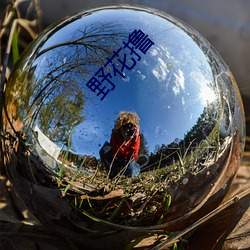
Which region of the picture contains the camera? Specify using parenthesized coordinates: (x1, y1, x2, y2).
(123, 123, 135, 137)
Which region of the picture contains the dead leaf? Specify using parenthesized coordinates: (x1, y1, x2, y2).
(81, 189, 125, 201)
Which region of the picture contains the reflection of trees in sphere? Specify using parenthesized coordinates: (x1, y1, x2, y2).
(2, 5, 245, 249)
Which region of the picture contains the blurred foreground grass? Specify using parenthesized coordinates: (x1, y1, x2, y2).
(1, 1, 250, 249)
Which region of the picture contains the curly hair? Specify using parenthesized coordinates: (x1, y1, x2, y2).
(114, 111, 140, 131)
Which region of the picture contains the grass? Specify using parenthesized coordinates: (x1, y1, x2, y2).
(54, 160, 174, 227)
(48, 116, 228, 228)
(51, 118, 234, 231)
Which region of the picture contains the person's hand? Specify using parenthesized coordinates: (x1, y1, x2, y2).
(133, 124, 140, 141)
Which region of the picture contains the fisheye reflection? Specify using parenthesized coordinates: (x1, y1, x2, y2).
(2, 5, 245, 234)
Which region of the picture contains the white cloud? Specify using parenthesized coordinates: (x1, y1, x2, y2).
(137, 70, 146, 80)
(182, 96, 185, 105)
(190, 70, 216, 104)
(172, 69, 185, 95)
(150, 48, 159, 57)
(152, 57, 169, 82)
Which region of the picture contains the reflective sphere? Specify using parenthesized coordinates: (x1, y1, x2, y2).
(2, 5, 245, 248)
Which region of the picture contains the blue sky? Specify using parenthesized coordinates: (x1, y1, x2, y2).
(32, 8, 218, 158)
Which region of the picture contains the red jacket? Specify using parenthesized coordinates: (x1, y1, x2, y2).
(110, 129, 140, 161)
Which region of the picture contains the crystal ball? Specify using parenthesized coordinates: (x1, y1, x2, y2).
(2, 5, 245, 248)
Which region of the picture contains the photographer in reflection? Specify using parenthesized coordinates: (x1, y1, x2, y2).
(100, 111, 141, 178)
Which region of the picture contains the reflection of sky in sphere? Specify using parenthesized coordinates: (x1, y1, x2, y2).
(32, 9, 217, 157)
(69, 10, 215, 156)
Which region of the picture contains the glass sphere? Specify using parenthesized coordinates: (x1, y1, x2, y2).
(2, 5, 245, 248)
